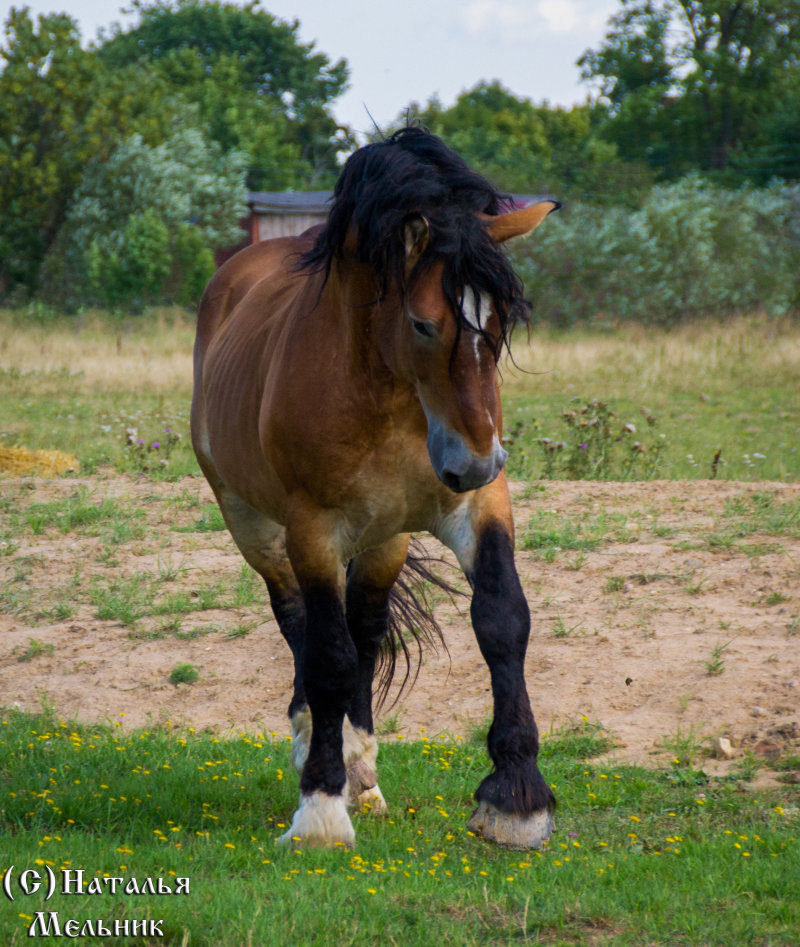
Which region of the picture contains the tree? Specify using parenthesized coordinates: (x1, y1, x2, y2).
(97, 0, 354, 186)
(579, 0, 800, 178)
(0, 7, 196, 297)
(0, 10, 98, 294)
(39, 127, 247, 311)
(399, 81, 650, 202)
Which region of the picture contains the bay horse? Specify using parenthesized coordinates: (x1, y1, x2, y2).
(191, 127, 559, 849)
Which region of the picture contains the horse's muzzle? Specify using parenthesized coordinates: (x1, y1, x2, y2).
(426, 418, 507, 494)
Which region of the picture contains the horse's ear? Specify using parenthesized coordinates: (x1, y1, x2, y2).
(403, 214, 430, 267)
(485, 200, 560, 244)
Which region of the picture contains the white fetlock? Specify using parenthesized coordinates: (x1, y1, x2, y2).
(289, 707, 312, 773)
(342, 719, 385, 811)
(277, 792, 355, 849)
(342, 718, 378, 768)
(468, 800, 555, 850)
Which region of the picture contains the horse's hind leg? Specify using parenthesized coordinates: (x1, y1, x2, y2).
(211, 488, 308, 749)
(344, 533, 410, 812)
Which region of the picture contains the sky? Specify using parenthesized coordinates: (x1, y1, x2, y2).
(12, 0, 618, 136)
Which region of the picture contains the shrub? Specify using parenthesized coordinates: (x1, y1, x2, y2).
(514, 178, 800, 326)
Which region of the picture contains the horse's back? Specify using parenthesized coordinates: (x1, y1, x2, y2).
(194, 225, 322, 362)
(191, 225, 322, 512)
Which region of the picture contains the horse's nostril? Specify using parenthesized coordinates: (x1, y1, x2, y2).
(441, 470, 462, 492)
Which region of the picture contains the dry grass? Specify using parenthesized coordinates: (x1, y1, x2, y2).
(505, 315, 800, 398)
(0, 308, 195, 394)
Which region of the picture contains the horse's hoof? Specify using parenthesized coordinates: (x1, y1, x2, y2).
(277, 792, 355, 849)
(467, 801, 554, 850)
(346, 758, 381, 807)
(355, 784, 387, 814)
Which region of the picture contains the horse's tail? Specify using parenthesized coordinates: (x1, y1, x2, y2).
(373, 537, 460, 711)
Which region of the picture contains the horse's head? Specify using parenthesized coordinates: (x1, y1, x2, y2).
(378, 201, 558, 494)
(297, 127, 559, 494)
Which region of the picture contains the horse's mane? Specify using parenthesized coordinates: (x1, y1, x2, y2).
(298, 126, 530, 353)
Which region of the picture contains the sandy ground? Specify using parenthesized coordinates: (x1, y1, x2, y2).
(1, 475, 798, 780)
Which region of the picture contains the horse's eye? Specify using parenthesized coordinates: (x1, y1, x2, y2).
(411, 319, 434, 338)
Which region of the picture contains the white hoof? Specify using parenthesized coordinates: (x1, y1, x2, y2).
(468, 800, 554, 850)
(277, 792, 355, 849)
(355, 784, 387, 814)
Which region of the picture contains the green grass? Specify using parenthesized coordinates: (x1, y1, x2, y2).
(0, 707, 797, 945)
(520, 510, 633, 557)
(2, 311, 799, 484)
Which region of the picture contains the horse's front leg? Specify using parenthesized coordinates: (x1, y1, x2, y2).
(438, 482, 555, 849)
(277, 502, 358, 848)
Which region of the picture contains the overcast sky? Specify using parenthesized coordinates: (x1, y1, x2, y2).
(13, 0, 618, 136)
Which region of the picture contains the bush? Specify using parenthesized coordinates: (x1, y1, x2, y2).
(514, 178, 800, 326)
(39, 127, 247, 312)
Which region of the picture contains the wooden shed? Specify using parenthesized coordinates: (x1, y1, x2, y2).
(216, 191, 332, 265)
(247, 191, 332, 242)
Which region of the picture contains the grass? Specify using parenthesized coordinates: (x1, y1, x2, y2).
(1, 309, 799, 484)
(0, 485, 268, 633)
(1, 309, 799, 941)
(501, 316, 800, 483)
(0, 706, 797, 945)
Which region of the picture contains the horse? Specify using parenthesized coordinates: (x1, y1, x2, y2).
(191, 127, 559, 850)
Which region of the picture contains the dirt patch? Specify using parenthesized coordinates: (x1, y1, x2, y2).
(1, 475, 798, 776)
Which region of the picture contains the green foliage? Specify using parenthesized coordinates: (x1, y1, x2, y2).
(0, 8, 191, 298)
(515, 177, 800, 326)
(40, 128, 247, 311)
(0, 1, 351, 301)
(169, 661, 199, 684)
(172, 224, 215, 307)
(86, 210, 170, 312)
(401, 81, 651, 203)
(579, 0, 800, 180)
(97, 0, 353, 188)
(1, 708, 797, 945)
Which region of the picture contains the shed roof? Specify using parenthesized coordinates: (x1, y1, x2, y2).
(247, 192, 553, 216)
(248, 191, 332, 215)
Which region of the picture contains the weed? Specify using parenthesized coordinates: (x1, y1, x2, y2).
(603, 575, 626, 593)
(231, 564, 263, 608)
(225, 621, 258, 640)
(376, 712, 402, 735)
(169, 662, 199, 685)
(43, 601, 74, 621)
(662, 724, 706, 768)
(730, 751, 763, 782)
(566, 552, 587, 571)
(89, 574, 154, 626)
(706, 641, 732, 676)
(686, 577, 707, 595)
(173, 506, 226, 533)
(156, 555, 185, 583)
(552, 616, 581, 638)
(530, 397, 666, 481)
(15, 637, 55, 662)
(764, 592, 789, 606)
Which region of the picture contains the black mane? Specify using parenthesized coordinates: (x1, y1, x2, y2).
(298, 127, 530, 352)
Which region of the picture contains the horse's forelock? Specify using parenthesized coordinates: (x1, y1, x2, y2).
(298, 128, 529, 346)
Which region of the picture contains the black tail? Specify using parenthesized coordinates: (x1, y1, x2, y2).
(373, 537, 462, 711)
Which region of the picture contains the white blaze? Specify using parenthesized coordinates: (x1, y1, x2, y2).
(461, 288, 491, 331)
